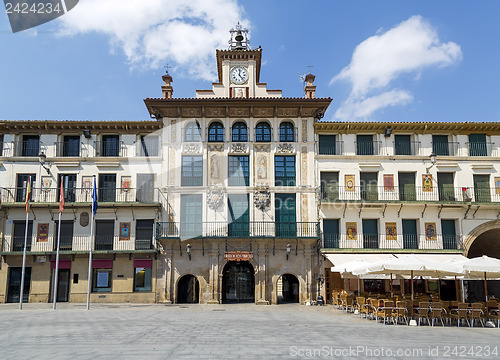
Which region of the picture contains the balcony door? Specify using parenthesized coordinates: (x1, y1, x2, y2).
(360, 172, 378, 201)
(362, 219, 378, 249)
(54, 220, 74, 251)
(323, 219, 339, 248)
(58, 174, 77, 202)
(398, 172, 416, 201)
(228, 194, 250, 237)
(7, 267, 31, 303)
(136, 174, 154, 203)
(16, 174, 36, 203)
(13, 220, 33, 252)
(98, 174, 116, 202)
(180, 194, 202, 239)
(402, 219, 418, 249)
(474, 174, 490, 202)
(95, 220, 114, 250)
(275, 194, 296, 237)
(441, 220, 457, 250)
(438, 173, 455, 201)
(136, 219, 154, 250)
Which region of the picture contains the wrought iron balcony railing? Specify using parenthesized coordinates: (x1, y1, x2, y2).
(317, 140, 344, 155)
(466, 142, 495, 157)
(321, 233, 463, 250)
(0, 187, 159, 204)
(11, 140, 45, 157)
(432, 141, 459, 156)
(94, 140, 127, 157)
(393, 141, 421, 156)
(355, 141, 382, 156)
(156, 221, 320, 239)
(1, 234, 156, 253)
(320, 186, 498, 203)
(54, 141, 88, 157)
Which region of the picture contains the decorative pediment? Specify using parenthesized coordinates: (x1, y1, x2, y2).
(208, 144, 224, 152)
(254, 144, 270, 152)
(254, 186, 270, 210)
(183, 143, 202, 154)
(230, 143, 248, 154)
(276, 143, 295, 154)
(207, 186, 225, 210)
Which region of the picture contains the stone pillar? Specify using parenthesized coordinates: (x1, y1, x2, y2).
(256, 240, 270, 305)
(207, 244, 220, 304)
(160, 251, 173, 304)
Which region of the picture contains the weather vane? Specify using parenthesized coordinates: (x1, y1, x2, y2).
(164, 64, 172, 74)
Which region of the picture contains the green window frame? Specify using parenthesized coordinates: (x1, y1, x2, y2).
(228, 155, 249, 186)
(275, 155, 295, 186)
(181, 156, 203, 186)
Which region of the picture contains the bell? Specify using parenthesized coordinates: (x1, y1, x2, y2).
(235, 30, 244, 42)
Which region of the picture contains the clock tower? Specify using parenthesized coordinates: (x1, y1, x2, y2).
(196, 23, 282, 99)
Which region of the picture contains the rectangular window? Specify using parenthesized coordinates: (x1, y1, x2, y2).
(101, 135, 120, 157)
(402, 219, 418, 249)
(320, 172, 339, 201)
(323, 219, 339, 248)
(228, 194, 250, 237)
(16, 174, 36, 203)
(437, 172, 455, 201)
(181, 156, 203, 186)
(228, 155, 249, 186)
(362, 219, 378, 249)
(318, 135, 337, 155)
(136, 174, 155, 203)
(469, 134, 488, 156)
(275, 193, 296, 237)
(59, 174, 77, 202)
(181, 194, 202, 239)
(275, 155, 296, 186)
(394, 135, 411, 155)
(13, 220, 33, 252)
(356, 135, 374, 155)
(95, 220, 114, 251)
(136, 219, 154, 250)
(92, 269, 112, 292)
(432, 135, 450, 156)
(360, 172, 378, 201)
(474, 174, 490, 202)
(441, 219, 457, 250)
(61, 135, 80, 157)
(138, 135, 159, 157)
(21, 135, 40, 157)
(54, 220, 74, 251)
(98, 174, 116, 202)
(134, 259, 152, 292)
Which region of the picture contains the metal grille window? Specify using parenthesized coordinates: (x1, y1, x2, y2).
(279, 122, 294, 142)
(275, 155, 295, 186)
(22, 135, 40, 157)
(228, 155, 249, 186)
(394, 135, 411, 155)
(101, 135, 120, 157)
(232, 122, 248, 142)
(181, 156, 203, 186)
(356, 135, 374, 155)
(185, 122, 201, 142)
(62, 135, 80, 157)
(318, 135, 336, 155)
(255, 122, 271, 142)
(432, 135, 450, 156)
(469, 134, 488, 156)
(136, 220, 154, 250)
(320, 172, 339, 201)
(208, 122, 224, 142)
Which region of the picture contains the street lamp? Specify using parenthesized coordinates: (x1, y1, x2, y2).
(426, 152, 437, 173)
(316, 274, 325, 306)
(186, 243, 191, 260)
(286, 243, 291, 260)
(39, 152, 51, 174)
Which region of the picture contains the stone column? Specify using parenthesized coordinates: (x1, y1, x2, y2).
(256, 240, 269, 305)
(207, 244, 220, 304)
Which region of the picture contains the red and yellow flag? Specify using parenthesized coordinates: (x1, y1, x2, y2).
(25, 177, 31, 214)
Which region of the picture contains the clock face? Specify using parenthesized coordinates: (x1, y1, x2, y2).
(230, 67, 248, 84)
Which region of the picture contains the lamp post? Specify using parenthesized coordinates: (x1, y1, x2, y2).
(316, 274, 325, 305)
(286, 243, 291, 260)
(38, 152, 51, 174)
(186, 243, 191, 260)
(425, 152, 437, 173)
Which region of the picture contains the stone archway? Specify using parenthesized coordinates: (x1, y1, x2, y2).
(177, 274, 200, 304)
(221, 261, 255, 303)
(278, 273, 299, 304)
(464, 220, 500, 258)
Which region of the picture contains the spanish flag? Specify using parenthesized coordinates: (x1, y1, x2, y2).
(25, 177, 31, 214)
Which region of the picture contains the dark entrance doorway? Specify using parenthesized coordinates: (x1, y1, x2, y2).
(53, 269, 70, 302)
(177, 275, 199, 303)
(7, 267, 31, 303)
(222, 261, 255, 303)
(280, 274, 299, 303)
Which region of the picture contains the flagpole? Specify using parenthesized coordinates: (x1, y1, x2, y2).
(19, 209, 29, 310)
(52, 208, 62, 310)
(86, 176, 96, 310)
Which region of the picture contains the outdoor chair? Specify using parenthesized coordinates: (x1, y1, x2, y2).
(450, 303, 470, 327)
(355, 297, 365, 317)
(488, 304, 499, 328)
(469, 303, 486, 327)
(392, 301, 408, 325)
(416, 301, 430, 326)
(376, 301, 394, 325)
(365, 299, 379, 321)
(430, 302, 446, 327)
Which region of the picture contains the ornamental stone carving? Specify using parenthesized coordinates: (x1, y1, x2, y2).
(230, 143, 248, 154)
(276, 143, 294, 154)
(207, 187, 224, 210)
(183, 144, 202, 154)
(254, 144, 270, 153)
(254, 186, 271, 210)
(208, 144, 224, 152)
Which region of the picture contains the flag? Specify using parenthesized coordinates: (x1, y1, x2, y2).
(59, 178, 65, 213)
(25, 176, 31, 214)
(92, 177, 98, 215)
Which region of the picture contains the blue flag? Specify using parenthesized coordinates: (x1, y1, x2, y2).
(92, 177, 98, 215)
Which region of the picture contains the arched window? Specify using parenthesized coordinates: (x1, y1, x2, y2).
(208, 122, 224, 142)
(279, 122, 295, 142)
(232, 122, 248, 142)
(255, 122, 271, 142)
(185, 122, 201, 142)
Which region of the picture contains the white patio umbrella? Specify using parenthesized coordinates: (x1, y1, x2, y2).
(353, 254, 463, 301)
(452, 255, 500, 301)
(331, 258, 394, 294)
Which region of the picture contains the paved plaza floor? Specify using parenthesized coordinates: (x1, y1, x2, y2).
(0, 302, 499, 359)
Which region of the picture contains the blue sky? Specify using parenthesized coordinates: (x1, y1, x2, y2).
(0, 0, 499, 123)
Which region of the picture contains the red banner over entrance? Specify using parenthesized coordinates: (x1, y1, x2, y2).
(224, 251, 253, 261)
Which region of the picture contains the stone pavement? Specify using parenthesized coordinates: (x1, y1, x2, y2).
(0, 303, 498, 360)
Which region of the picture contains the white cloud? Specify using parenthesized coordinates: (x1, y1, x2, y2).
(331, 15, 462, 120)
(57, 0, 248, 80)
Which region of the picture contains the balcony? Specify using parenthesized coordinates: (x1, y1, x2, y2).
(393, 141, 420, 156)
(1, 234, 157, 254)
(355, 141, 382, 155)
(432, 141, 459, 156)
(322, 233, 463, 251)
(320, 186, 499, 204)
(0, 187, 160, 205)
(317, 140, 344, 155)
(11, 140, 45, 157)
(55, 141, 88, 157)
(156, 221, 320, 239)
(94, 140, 126, 157)
(466, 142, 495, 157)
